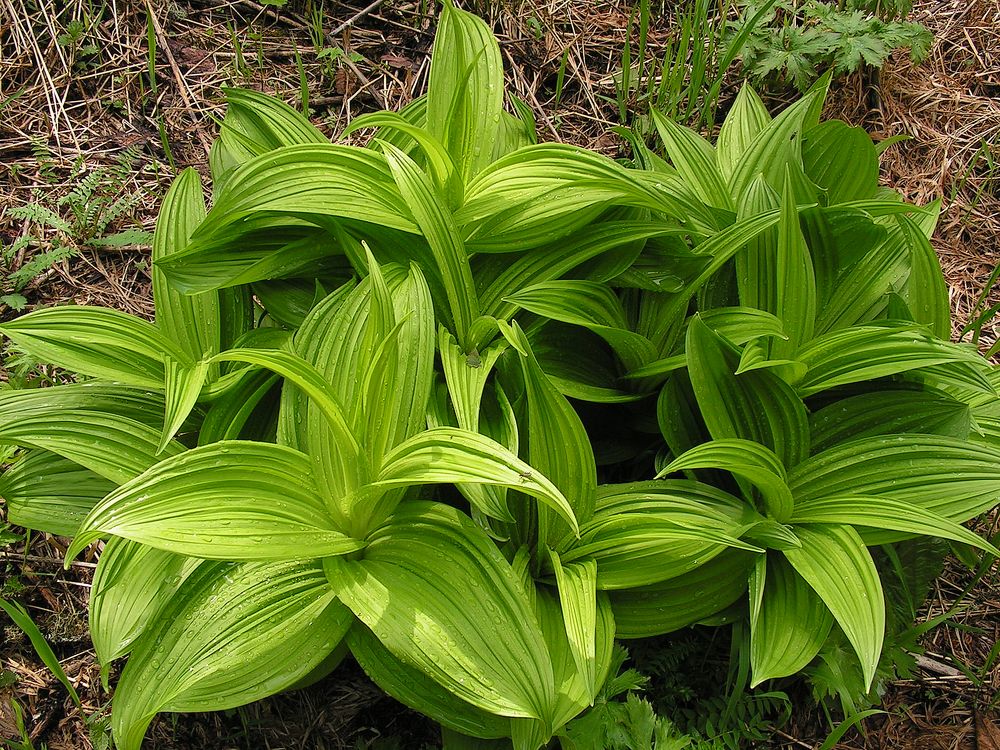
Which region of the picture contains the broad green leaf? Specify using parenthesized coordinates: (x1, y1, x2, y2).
(749, 554, 833, 685)
(383, 143, 479, 345)
(685, 315, 810, 469)
(152, 168, 221, 364)
(160, 359, 209, 452)
(185, 145, 417, 262)
(344, 112, 455, 188)
(110, 560, 348, 750)
(790, 434, 1000, 524)
(548, 551, 598, 698)
(0, 384, 185, 484)
(504, 282, 656, 371)
(795, 323, 987, 396)
(0, 306, 190, 387)
(809, 388, 971, 452)
(791, 495, 1000, 555)
(609, 550, 755, 638)
(897, 215, 950, 340)
(802, 121, 879, 205)
(729, 91, 819, 200)
(68, 441, 363, 562)
(1, 450, 114, 537)
(90, 538, 199, 666)
(699, 306, 787, 346)
(651, 108, 734, 211)
(476, 221, 685, 320)
(501, 321, 597, 535)
(658, 439, 794, 522)
(440, 328, 508, 432)
(782, 524, 884, 690)
(717, 84, 771, 182)
(375, 427, 577, 533)
(426, 0, 505, 184)
(326, 502, 556, 724)
(771, 169, 816, 359)
(349, 622, 510, 739)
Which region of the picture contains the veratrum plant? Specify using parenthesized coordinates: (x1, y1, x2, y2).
(1, 3, 999, 749)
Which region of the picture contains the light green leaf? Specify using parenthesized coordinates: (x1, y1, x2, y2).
(548, 550, 598, 699)
(802, 121, 879, 205)
(897, 215, 950, 340)
(349, 622, 510, 739)
(90, 538, 199, 667)
(717, 84, 771, 182)
(782, 524, 884, 690)
(651, 108, 734, 211)
(658, 438, 794, 522)
(68, 441, 363, 562)
(110, 560, 348, 750)
(749, 554, 833, 686)
(376, 427, 577, 533)
(326, 502, 556, 723)
(791, 495, 1000, 555)
(771, 168, 817, 359)
(1, 450, 115, 537)
(0, 306, 190, 387)
(440, 328, 508, 432)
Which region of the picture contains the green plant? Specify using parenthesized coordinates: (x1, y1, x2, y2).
(2, 145, 153, 308)
(728, 0, 931, 91)
(1, 3, 999, 750)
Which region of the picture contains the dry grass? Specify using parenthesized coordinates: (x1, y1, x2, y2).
(3, 0, 1000, 748)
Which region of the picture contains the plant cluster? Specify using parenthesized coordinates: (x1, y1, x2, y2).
(2, 3, 999, 749)
(728, 0, 932, 91)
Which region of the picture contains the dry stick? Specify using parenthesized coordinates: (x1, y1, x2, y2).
(331, 0, 385, 37)
(143, 0, 213, 155)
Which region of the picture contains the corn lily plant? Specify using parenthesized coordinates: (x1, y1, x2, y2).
(2, 3, 1000, 748)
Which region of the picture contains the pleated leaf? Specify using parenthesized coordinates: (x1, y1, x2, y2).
(658, 439, 794, 522)
(0, 306, 190, 388)
(795, 323, 987, 396)
(1, 450, 115, 537)
(548, 551, 599, 699)
(68, 441, 362, 562)
(898, 215, 951, 340)
(717, 84, 771, 182)
(439, 328, 508, 432)
(686, 315, 810, 469)
(749, 554, 833, 686)
(791, 496, 1000, 555)
(376, 427, 577, 532)
(90, 538, 200, 666)
(0, 384, 184, 484)
(782, 524, 884, 690)
(349, 622, 510, 739)
(110, 560, 348, 750)
(801, 121, 879, 205)
(152, 168, 221, 363)
(326, 502, 556, 723)
(651, 108, 734, 211)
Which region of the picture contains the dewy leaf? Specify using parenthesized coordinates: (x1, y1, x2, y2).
(440, 327, 508, 432)
(771, 168, 817, 359)
(650, 108, 734, 211)
(658, 439, 794, 522)
(504, 281, 656, 371)
(749, 554, 833, 686)
(610, 550, 755, 638)
(110, 560, 349, 750)
(790, 434, 1000, 525)
(548, 550, 598, 700)
(795, 323, 987, 396)
(152, 168, 221, 365)
(686, 315, 810, 469)
(382, 142, 479, 346)
(90, 538, 199, 667)
(375, 427, 577, 533)
(801, 121, 879, 205)
(502, 321, 597, 536)
(717, 84, 771, 183)
(0, 384, 185, 485)
(349, 622, 510, 739)
(897, 214, 950, 340)
(782, 524, 884, 691)
(0, 306, 191, 388)
(326, 502, 556, 724)
(1, 450, 115, 537)
(790, 496, 1000, 556)
(68, 441, 363, 562)
(426, 0, 505, 185)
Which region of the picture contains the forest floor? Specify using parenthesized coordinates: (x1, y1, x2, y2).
(1, 0, 999, 748)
